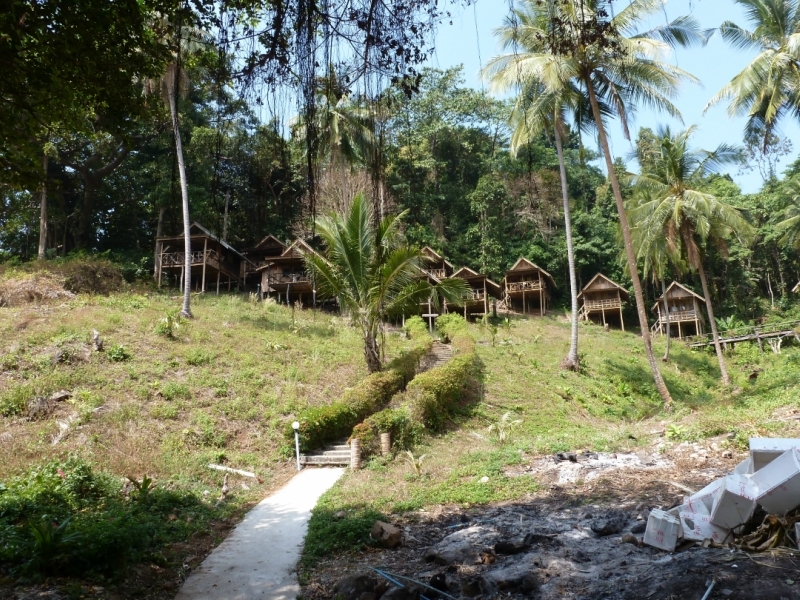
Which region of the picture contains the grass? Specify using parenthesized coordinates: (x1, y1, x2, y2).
(0, 285, 417, 590)
(302, 314, 800, 566)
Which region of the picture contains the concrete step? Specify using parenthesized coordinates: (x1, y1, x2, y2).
(300, 455, 350, 465)
(306, 451, 351, 459)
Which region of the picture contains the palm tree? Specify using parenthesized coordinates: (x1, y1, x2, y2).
(304, 193, 469, 372)
(499, 0, 709, 406)
(706, 0, 800, 147)
(629, 126, 755, 385)
(482, 45, 597, 369)
(145, 21, 207, 318)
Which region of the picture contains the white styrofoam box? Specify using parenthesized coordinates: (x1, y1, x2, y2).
(679, 511, 730, 543)
(688, 478, 723, 514)
(733, 456, 754, 477)
(681, 494, 711, 515)
(710, 474, 758, 530)
(750, 438, 800, 472)
(750, 448, 800, 515)
(643, 509, 682, 551)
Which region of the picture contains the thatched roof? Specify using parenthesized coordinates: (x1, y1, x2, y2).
(577, 273, 629, 301)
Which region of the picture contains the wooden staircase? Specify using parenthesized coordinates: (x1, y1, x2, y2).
(418, 340, 453, 372)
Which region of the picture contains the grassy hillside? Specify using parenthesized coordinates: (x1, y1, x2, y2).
(303, 315, 800, 562)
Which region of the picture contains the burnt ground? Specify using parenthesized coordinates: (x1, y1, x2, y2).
(302, 439, 800, 600)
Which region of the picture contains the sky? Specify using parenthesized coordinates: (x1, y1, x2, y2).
(427, 0, 800, 194)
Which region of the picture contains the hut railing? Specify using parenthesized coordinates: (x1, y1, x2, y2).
(583, 298, 622, 310)
(267, 273, 311, 285)
(655, 309, 699, 325)
(425, 268, 447, 279)
(161, 249, 221, 268)
(506, 280, 543, 292)
(470, 289, 487, 301)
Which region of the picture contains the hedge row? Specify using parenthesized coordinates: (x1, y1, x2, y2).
(352, 314, 476, 456)
(284, 317, 432, 453)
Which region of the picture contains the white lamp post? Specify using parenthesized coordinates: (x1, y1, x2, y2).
(292, 421, 301, 471)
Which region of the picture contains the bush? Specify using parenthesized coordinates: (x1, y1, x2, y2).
(353, 316, 477, 457)
(107, 345, 132, 362)
(284, 325, 432, 453)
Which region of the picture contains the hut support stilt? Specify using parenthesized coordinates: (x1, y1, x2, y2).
(216, 270, 221, 295)
(201, 238, 207, 292)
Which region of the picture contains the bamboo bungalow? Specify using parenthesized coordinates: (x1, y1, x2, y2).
(503, 258, 555, 316)
(156, 222, 249, 293)
(420, 246, 455, 279)
(450, 266, 503, 319)
(241, 234, 287, 280)
(256, 239, 322, 307)
(651, 281, 706, 339)
(577, 273, 628, 330)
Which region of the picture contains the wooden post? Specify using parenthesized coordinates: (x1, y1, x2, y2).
(201, 238, 208, 292)
(678, 321, 683, 340)
(428, 297, 433, 333)
(601, 307, 606, 327)
(619, 296, 625, 332)
(756, 332, 764, 353)
(179, 265, 184, 294)
(380, 432, 391, 456)
(228, 277, 231, 292)
(483, 279, 488, 317)
(350, 438, 361, 470)
(216, 269, 221, 295)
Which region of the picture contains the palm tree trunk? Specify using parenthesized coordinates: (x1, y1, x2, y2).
(38, 153, 48, 260)
(554, 120, 579, 370)
(154, 205, 165, 282)
(169, 89, 193, 318)
(661, 278, 671, 362)
(364, 329, 382, 373)
(697, 260, 730, 385)
(585, 79, 673, 407)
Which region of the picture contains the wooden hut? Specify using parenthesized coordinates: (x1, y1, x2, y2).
(503, 258, 555, 316)
(420, 246, 455, 279)
(651, 282, 706, 339)
(241, 234, 287, 280)
(577, 273, 628, 330)
(449, 266, 503, 319)
(156, 222, 248, 293)
(255, 239, 322, 307)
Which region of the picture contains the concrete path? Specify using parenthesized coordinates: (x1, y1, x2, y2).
(175, 468, 344, 600)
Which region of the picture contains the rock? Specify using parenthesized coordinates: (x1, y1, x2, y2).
(484, 560, 531, 589)
(334, 510, 347, 519)
(429, 573, 448, 592)
(27, 397, 50, 420)
(51, 349, 65, 365)
(459, 576, 491, 598)
(381, 586, 420, 600)
(722, 450, 733, 459)
(333, 573, 376, 600)
(48, 390, 72, 402)
(521, 574, 540, 594)
(371, 520, 402, 548)
(424, 526, 498, 566)
(590, 510, 628, 536)
(92, 329, 103, 352)
(555, 452, 578, 462)
(621, 533, 640, 546)
(479, 476, 489, 483)
(495, 534, 532, 555)
(630, 521, 646, 534)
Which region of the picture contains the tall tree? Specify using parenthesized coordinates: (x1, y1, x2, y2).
(630, 126, 755, 385)
(503, 0, 710, 406)
(707, 0, 800, 147)
(304, 193, 469, 372)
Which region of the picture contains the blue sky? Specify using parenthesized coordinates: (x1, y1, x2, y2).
(428, 0, 800, 194)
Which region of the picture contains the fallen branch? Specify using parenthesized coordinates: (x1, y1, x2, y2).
(208, 464, 256, 478)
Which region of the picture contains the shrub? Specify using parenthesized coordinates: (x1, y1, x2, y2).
(353, 317, 477, 457)
(161, 382, 190, 401)
(284, 325, 432, 453)
(0, 383, 33, 417)
(185, 348, 214, 366)
(107, 345, 132, 362)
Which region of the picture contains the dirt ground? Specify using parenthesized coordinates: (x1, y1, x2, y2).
(302, 438, 800, 600)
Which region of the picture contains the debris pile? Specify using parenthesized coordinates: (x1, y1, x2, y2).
(642, 438, 800, 552)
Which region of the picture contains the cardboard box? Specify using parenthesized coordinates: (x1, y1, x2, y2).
(750, 448, 800, 515)
(679, 511, 730, 543)
(750, 438, 800, 471)
(643, 509, 682, 551)
(710, 474, 757, 530)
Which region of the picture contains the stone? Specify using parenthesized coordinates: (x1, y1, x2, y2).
(630, 521, 646, 534)
(429, 573, 448, 592)
(722, 450, 733, 459)
(371, 520, 402, 548)
(494, 534, 532, 555)
(424, 525, 497, 566)
(479, 476, 489, 483)
(48, 390, 72, 402)
(590, 510, 628, 536)
(621, 533, 640, 546)
(27, 397, 50, 420)
(485, 560, 535, 590)
(521, 574, 540, 594)
(381, 586, 420, 600)
(51, 349, 65, 365)
(459, 576, 492, 598)
(333, 573, 376, 600)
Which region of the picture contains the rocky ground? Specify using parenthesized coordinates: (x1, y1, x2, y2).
(303, 438, 800, 600)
